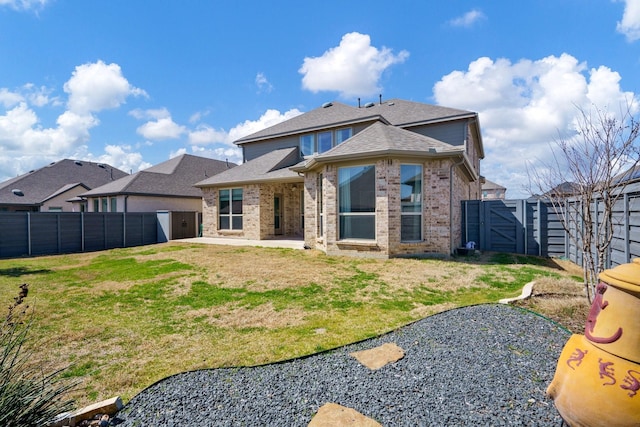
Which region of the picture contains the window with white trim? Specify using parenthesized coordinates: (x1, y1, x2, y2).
(219, 188, 243, 230)
(400, 164, 423, 241)
(338, 165, 375, 240)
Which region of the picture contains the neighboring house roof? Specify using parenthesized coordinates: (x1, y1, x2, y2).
(0, 159, 128, 207)
(195, 147, 301, 187)
(543, 181, 582, 198)
(235, 99, 476, 145)
(45, 182, 90, 202)
(82, 154, 235, 198)
(482, 179, 506, 191)
(613, 164, 640, 184)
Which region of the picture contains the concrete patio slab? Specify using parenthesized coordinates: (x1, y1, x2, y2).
(178, 236, 306, 250)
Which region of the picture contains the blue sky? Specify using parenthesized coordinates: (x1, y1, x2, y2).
(1, 0, 639, 198)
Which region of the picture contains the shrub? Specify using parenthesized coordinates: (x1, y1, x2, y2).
(0, 284, 77, 427)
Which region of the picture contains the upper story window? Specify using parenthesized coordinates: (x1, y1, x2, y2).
(300, 127, 352, 157)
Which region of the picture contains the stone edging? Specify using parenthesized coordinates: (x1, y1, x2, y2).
(498, 281, 535, 304)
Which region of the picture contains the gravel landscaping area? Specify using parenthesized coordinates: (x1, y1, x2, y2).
(116, 304, 570, 426)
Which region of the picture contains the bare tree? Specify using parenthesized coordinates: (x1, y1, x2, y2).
(528, 103, 640, 303)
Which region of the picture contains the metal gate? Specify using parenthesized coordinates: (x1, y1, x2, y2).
(462, 199, 549, 256)
(170, 211, 199, 240)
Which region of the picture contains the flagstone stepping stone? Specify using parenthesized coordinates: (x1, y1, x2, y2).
(308, 403, 382, 427)
(349, 342, 405, 370)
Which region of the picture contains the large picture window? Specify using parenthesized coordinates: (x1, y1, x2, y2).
(219, 188, 243, 230)
(338, 165, 375, 239)
(401, 164, 423, 241)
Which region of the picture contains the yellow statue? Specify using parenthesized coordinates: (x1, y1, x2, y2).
(547, 259, 640, 426)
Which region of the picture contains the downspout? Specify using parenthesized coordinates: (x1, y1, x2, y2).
(450, 155, 465, 254)
(124, 195, 129, 213)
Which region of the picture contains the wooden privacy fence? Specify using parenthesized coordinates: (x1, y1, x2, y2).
(462, 183, 640, 268)
(0, 212, 158, 258)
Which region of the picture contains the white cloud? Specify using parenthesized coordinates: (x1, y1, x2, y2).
(0, 60, 147, 180)
(188, 110, 209, 124)
(76, 144, 152, 174)
(0, 0, 49, 11)
(299, 32, 409, 99)
(448, 9, 486, 28)
(129, 107, 170, 120)
(617, 0, 640, 41)
(188, 125, 228, 145)
(256, 72, 273, 94)
(433, 53, 638, 198)
(136, 116, 186, 140)
(170, 147, 188, 158)
(227, 108, 303, 142)
(0, 88, 24, 108)
(191, 146, 243, 165)
(185, 107, 303, 164)
(65, 60, 146, 114)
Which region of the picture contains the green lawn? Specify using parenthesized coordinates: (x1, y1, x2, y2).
(0, 242, 576, 407)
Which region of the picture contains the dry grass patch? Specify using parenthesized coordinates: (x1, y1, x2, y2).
(360, 259, 489, 292)
(157, 245, 347, 291)
(0, 243, 589, 408)
(185, 302, 307, 329)
(410, 302, 457, 318)
(514, 276, 589, 333)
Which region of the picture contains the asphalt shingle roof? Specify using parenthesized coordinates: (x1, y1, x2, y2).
(195, 148, 301, 187)
(235, 99, 474, 145)
(313, 121, 461, 161)
(0, 159, 128, 206)
(82, 154, 235, 197)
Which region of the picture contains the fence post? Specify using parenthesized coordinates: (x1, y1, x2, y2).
(27, 212, 32, 256)
(537, 199, 542, 256)
(624, 192, 630, 264)
(81, 212, 85, 252)
(56, 213, 61, 253)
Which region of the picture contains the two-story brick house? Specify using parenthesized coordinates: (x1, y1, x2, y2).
(195, 98, 484, 258)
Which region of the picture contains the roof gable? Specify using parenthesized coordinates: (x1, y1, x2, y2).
(0, 159, 128, 206)
(82, 154, 235, 198)
(195, 147, 301, 187)
(235, 99, 475, 145)
(313, 121, 462, 161)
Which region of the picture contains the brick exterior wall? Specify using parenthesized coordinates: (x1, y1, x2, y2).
(301, 157, 476, 258)
(201, 183, 303, 240)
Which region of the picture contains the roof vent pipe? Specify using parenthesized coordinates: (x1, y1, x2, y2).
(379, 94, 382, 105)
(358, 98, 361, 108)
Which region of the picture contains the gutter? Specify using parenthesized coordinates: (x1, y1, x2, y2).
(294, 148, 465, 172)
